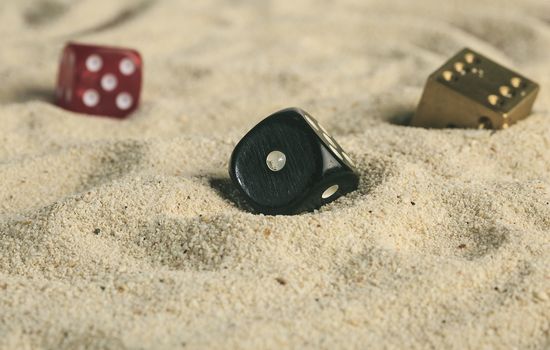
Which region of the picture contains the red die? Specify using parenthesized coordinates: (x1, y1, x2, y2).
(55, 42, 142, 118)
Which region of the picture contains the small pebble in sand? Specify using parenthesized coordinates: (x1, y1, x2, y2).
(534, 291, 549, 301)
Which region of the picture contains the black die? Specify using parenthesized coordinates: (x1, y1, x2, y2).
(229, 107, 359, 215)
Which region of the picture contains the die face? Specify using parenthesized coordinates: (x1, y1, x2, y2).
(56, 48, 76, 105)
(435, 48, 538, 113)
(55, 42, 142, 118)
(229, 108, 359, 215)
(300, 109, 357, 169)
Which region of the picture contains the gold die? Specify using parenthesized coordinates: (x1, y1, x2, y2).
(411, 48, 540, 129)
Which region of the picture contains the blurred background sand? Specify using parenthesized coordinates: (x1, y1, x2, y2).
(0, 0, 549, 348)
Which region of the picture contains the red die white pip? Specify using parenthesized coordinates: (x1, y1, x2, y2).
(55, 42, 142, 118)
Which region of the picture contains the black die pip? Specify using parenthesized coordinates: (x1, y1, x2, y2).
(229, 108, 359, 215)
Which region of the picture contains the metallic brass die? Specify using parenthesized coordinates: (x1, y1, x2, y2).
(412, 48, 539, 129)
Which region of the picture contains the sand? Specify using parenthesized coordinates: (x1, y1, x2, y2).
(0, 0, 549, 349)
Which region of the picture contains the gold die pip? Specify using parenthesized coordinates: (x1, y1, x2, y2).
(411, 48, 539, 129)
